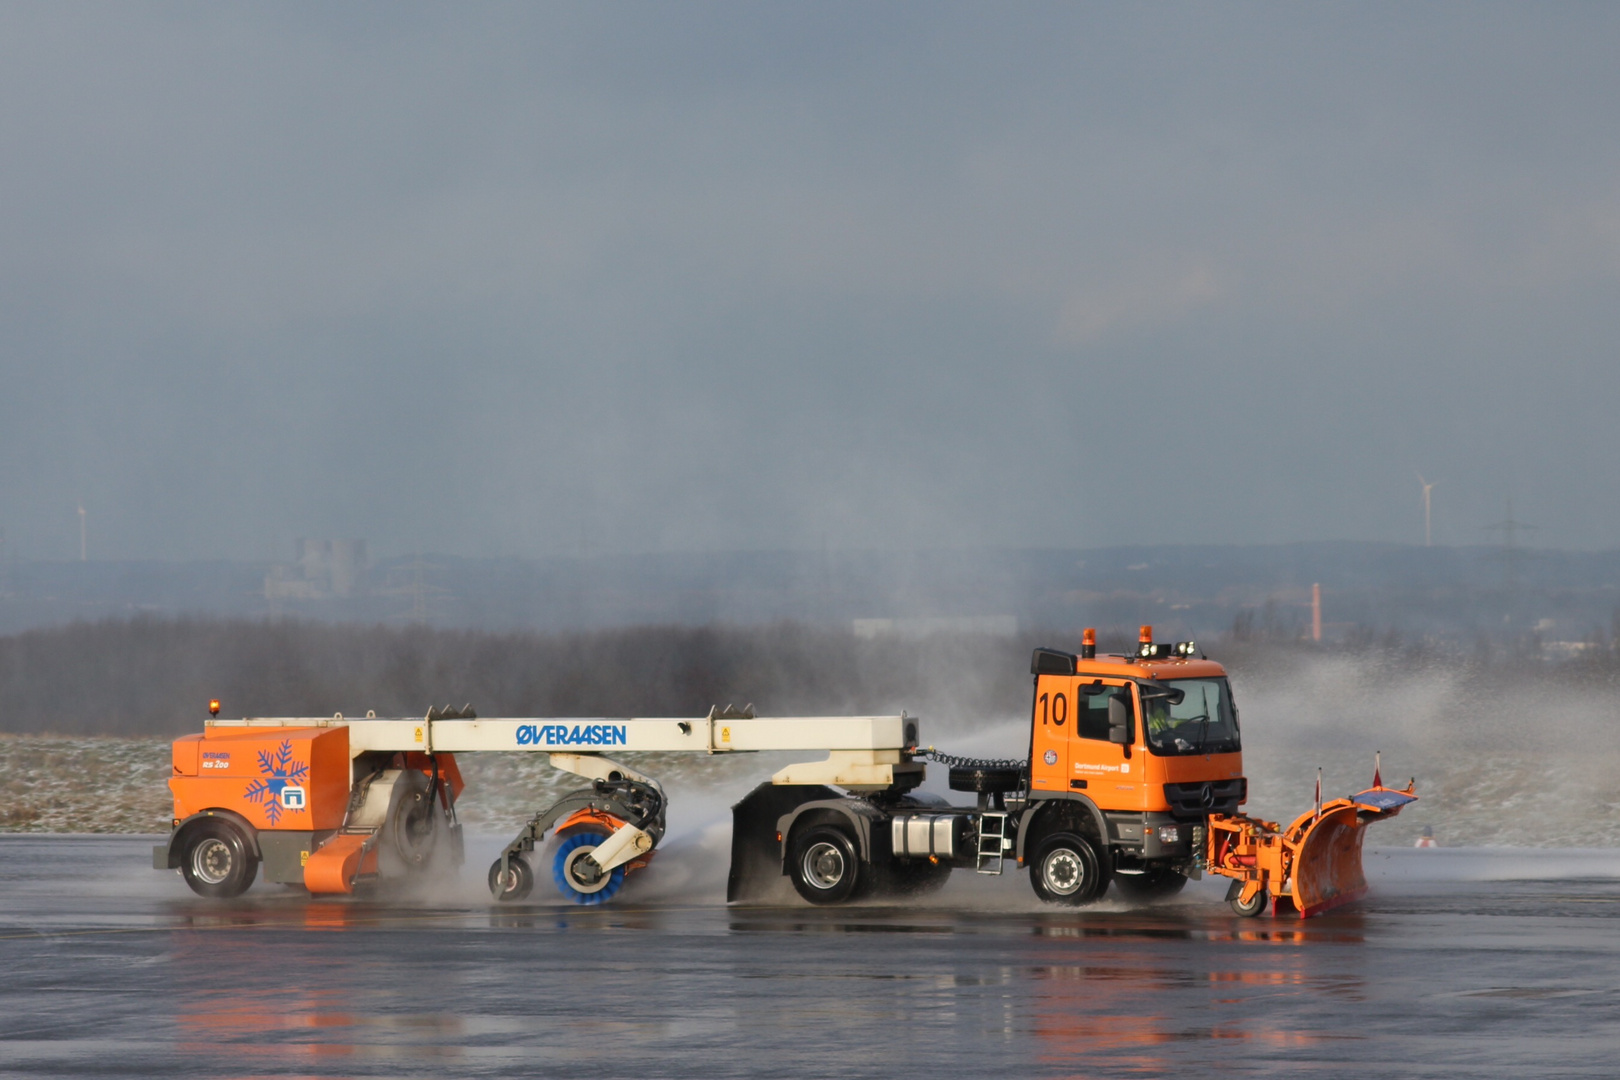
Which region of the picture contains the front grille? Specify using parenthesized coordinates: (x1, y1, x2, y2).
(1162, 778, 1246, 819)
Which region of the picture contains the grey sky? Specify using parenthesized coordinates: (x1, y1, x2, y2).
(3, 3, 1618, 560)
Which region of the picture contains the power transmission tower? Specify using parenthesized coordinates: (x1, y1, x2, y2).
(1484, 497, 1537, 620)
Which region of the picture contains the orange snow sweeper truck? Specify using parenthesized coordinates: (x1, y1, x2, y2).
(156, 629, 1413, 916)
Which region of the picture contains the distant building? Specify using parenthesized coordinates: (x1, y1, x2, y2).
(852, 615, 1018, 640)
(265, 539, 369, 602)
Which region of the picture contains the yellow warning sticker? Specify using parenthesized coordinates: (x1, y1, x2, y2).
(721, 726, 731, 744)
(299, 851, 310, 866)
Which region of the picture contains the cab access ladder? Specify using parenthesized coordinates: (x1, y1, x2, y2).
(977, 812, 1009, 874)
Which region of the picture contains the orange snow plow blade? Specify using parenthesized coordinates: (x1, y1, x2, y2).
(1207, 781, 1416, 918)
(1289, 803, 1374, 916)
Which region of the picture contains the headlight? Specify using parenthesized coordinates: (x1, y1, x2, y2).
(1157, 825, 1181, 844)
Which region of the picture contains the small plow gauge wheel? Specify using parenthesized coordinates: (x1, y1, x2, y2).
(488, 857, 534, 902)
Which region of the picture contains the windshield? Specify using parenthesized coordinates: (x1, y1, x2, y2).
(1144, 678, 1241, 756)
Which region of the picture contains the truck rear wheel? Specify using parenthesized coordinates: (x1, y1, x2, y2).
(790, 825, 862, 905)
(180, 820, 258, 899)
(1030, 832, 1107, 905)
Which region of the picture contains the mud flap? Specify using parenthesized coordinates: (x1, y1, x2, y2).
(727, 782, 839, 903)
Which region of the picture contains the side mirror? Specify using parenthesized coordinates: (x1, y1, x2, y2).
(1107, 692, 1132, 744)
(1140, 682, 1185, 706)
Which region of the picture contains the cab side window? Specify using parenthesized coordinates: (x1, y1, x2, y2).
(1077, 691, 1116, 741)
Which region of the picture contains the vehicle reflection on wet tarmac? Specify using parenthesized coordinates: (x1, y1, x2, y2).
(2, 837, 1618, 1077)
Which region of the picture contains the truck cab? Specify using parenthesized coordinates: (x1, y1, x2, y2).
(1017, 628, 1245, 902)
(756, 626, 1250, 908)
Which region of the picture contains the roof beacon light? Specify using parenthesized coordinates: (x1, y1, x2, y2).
(208, 699, 221, 718)
(1081, 627, 1097, 660)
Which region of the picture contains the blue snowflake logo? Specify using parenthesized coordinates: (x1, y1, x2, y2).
(244, 740, 309, 826)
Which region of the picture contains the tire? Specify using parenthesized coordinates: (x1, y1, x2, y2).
(1113, 866, 1188, 900)
(1029, 832, 1108, 905)
(488, 857, 534, 902)
(552, 832, 626, 906)
(389, 782, 438, 869)
(1226, 878, 1269, 917)
(179, 820, 258, 899)
(789, 825, 863, 905)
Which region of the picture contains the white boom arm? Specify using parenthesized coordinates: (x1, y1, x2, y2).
(205, 713, 922, 790)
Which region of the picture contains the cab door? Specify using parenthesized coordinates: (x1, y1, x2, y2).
(1069, 679, 1142, 809)
(1028, 673, 1075, 794)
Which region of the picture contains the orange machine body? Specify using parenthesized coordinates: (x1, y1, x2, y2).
(170, 725, 351, 831)
(168, 724, 468, 896)
(1027, 654, 1244, 814)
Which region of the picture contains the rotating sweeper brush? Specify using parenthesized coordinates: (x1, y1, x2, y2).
(156, 629, 1413, 916)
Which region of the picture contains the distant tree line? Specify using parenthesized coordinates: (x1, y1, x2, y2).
(3, 615, 1615, 736)
(0, 617, 1039, 735)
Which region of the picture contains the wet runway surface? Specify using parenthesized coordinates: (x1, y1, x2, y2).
(2, 837, 1619, 1078)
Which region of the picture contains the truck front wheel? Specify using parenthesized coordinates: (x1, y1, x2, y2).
(1030, 832, 1107, 905)
(790, 825, 862, 905)
(179, 820, 258, 899)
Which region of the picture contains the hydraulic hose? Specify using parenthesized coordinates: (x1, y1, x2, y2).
(908, 745, 1029, 771)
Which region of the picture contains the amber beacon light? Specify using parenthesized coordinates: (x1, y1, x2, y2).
(208, 699, 220, 718)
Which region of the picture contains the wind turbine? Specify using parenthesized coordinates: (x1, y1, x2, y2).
(78, 502, 86, 562)
(1415, 474, 1436, 547)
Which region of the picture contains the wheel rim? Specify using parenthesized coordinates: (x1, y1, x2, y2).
(552, 833, 624, 905)
(802, 841, 847, 890)
(563, 845, 611, 895)
(192, 838, 233, 885)
(1042, 847, 1084, 896)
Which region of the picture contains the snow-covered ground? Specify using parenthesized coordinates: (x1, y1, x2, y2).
(7, 645, 1620, 848)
